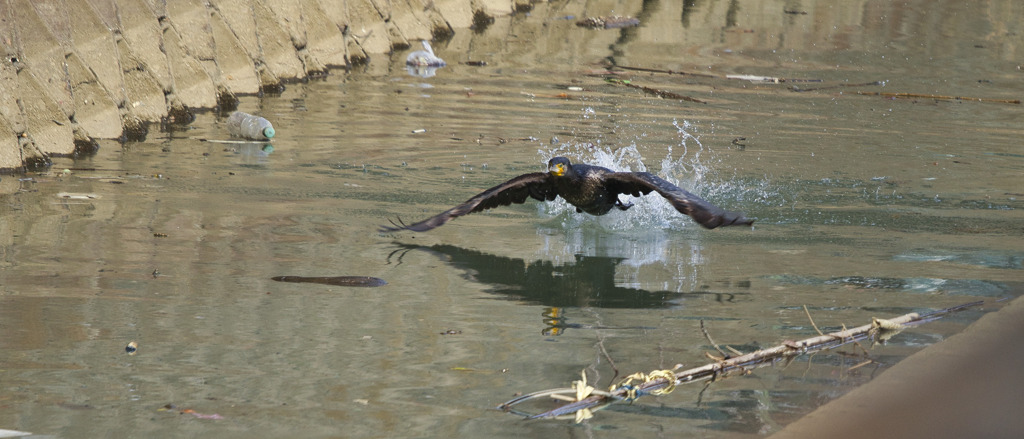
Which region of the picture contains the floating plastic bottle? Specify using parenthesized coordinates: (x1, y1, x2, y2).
(226, 111, 276, 140)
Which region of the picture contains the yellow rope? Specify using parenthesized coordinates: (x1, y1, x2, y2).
(610, 369, 679, 400)
(645, 370, 677, 395)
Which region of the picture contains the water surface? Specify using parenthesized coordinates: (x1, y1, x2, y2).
(1, 1, 1022, 438)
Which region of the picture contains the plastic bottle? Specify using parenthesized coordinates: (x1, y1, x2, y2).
(226, 111, 276, 140)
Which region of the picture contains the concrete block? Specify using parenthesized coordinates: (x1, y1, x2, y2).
(300, 0, 349, 68)
(315, 0, 350, 33)
(163, 0, 216, 62)
(208, 1, 260, 59)
(209, 8, 261, 94)
(165, 1, 224, 86)
(422, 3, 455, 38)
(251, 0, 306, 79)
(262, 0, 306, 49)
(68, 0, 129, 109)
(0, 22, 25, 135)
(115, 34, 167, 122)
(65, 51, 123, 139)
(474, 0, 514, 17)
(18, 69, 75, 155)
(347, 0, 399, 54)
(84, 0, 119, 29)
(259, 0, 332, 76)
(390, 0, 438, 42)
(434, 0, 475, 29)
(160, 18, 218, 108)
(117, 0, 173, 92)
(0, 114, 19, 170)
(13, 0, 74, 118)
(211, 0, 304, 82)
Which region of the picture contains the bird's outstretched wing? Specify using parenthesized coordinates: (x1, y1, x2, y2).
(380, 172, 557, 232)
(604, 172, 754, 229)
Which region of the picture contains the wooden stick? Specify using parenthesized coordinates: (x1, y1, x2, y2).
(700, 320, 730, 359)
(604, 78, 707, 103)
(855, 91, 1021, 104)
(603, 64, 1019, 105)
(608, 64, 822, 83)
(501, 300, 984, 420)
(804, 305, 824, 336)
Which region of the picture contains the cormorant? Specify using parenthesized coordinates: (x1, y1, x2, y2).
(381, 156, 753, 232)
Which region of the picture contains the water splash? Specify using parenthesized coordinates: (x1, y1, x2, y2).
(531, 119, 767, 292)
(537, 119, 734, 232)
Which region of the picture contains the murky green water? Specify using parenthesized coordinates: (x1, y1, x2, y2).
(2, 1, 1022, 438)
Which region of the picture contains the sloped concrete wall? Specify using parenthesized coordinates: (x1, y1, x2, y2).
(0, 0, 534, 171)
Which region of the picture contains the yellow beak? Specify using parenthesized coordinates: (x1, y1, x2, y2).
(550, 163, 565, 176)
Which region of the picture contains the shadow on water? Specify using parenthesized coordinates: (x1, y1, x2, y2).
(390, 243, 747, 309)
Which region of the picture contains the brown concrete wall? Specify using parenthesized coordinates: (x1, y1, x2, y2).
(0, 0, 534, 171)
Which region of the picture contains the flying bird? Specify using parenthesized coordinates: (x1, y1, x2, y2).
(381, 156, 753, 232)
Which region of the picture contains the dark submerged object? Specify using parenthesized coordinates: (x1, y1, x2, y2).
(381, 156, 753, 232)
(271, 276, 387, 287)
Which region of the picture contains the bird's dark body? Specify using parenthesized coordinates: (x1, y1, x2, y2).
(552, 163, 618, 215)
(381, 157, 753, 232)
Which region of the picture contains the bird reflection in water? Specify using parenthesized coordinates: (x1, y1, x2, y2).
(388, 243, 747, 335)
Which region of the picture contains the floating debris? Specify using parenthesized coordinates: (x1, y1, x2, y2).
(576, 16, 640, 29)
(499, 300, 984, 422)
(125, 341, 138, 355)
(226, 111, 276, 140)
(604, 78, 707, 104)
(855, 91, 1021, 104)
(57, 192, 100, 200)
(158, 404, 224, 420)
(406, 40, 446, 78)
(271, 276, 387, 287)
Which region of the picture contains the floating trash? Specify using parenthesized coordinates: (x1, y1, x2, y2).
(125, 341, 138, 355)
(406, 40, 446, 78)
(158, 403, 224, 420)
(226, 111, 275, 140)
(576, 16, 640, 29)
(57, 192, 99, 200)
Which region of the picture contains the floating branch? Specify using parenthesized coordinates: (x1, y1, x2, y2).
(608, 63, 822, 83)
(498, 301, 983, 422)
(606, 64, 1019, 105)
(856, 90, 1015, 103)
(603, 64, 715, 79)
(604, 78, 707, 104)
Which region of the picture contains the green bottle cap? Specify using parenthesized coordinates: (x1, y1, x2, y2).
(263, 126, 276, 139)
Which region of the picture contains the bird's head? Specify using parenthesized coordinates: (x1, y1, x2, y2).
(547, 157, 572, 177)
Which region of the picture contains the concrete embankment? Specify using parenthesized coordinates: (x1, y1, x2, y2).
(0, 0, 529, 171)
